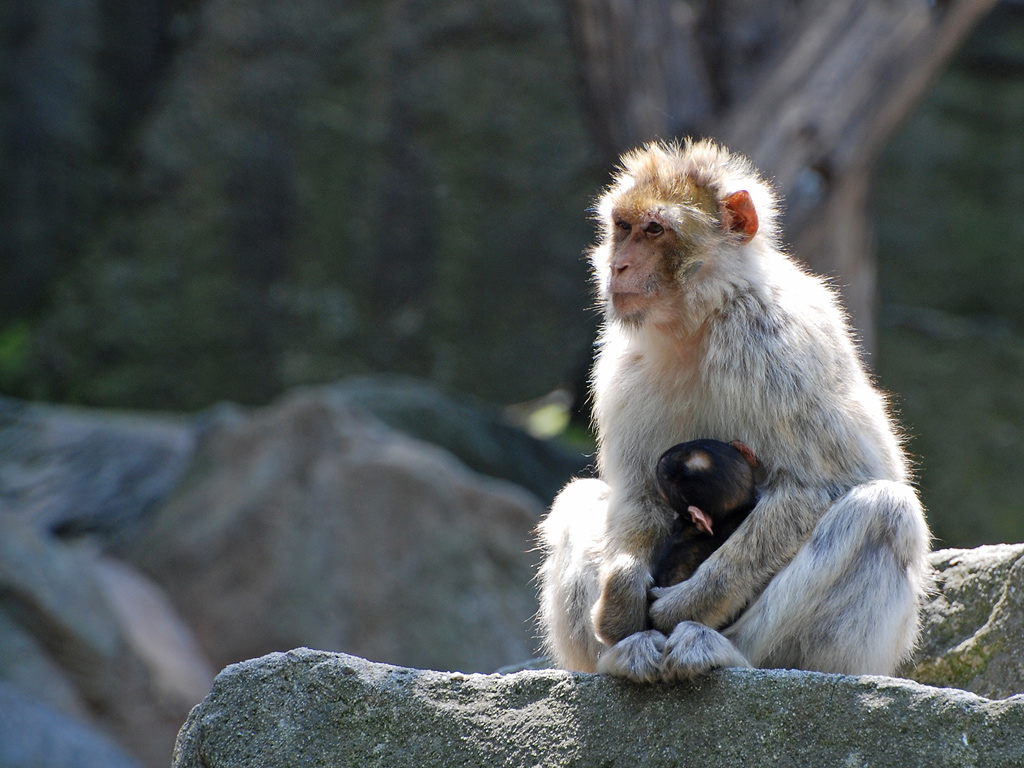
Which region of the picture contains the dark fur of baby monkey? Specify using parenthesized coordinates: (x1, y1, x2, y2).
(650, 439, 760, 588)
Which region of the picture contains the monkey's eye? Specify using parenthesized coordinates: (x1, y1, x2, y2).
(615, 220, 631, 233)
(645, 222, 665, 236)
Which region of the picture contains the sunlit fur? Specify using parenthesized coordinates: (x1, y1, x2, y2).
(537, 139, 931, 680)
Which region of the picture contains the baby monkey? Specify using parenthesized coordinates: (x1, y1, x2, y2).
(651, 440, 760, 588)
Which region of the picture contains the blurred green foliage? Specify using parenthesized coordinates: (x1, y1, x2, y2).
(0, 323, 31, 392)
(1, 0, 598, 411)
(874, 4, 1024, 547)
(2, 0, 1023, 550)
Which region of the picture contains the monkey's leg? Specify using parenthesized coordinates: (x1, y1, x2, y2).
(721, 479, 930, 676)
(536, 479, 608, 672)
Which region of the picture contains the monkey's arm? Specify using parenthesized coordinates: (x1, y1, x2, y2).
(649, 288, 882, 633)
(648, 480, 832, 632)
(592, 549, 652, 645)
(591, 491, 668, 646)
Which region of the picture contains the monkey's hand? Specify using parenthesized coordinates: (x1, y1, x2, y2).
(648, 564, 735, 633)
(649, 483, 823, 632)
(648, 579, 702, 633)
(591, 553, 653, 646)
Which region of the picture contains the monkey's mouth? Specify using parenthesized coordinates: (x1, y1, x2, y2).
(610, 291, 651, 319)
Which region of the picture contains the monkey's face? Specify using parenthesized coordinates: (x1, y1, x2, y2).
(600, 201, 715, 326)
(607, 213, 671, 320)
(593, 142, 762, 328)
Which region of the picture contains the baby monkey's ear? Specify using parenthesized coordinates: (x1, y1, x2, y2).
(688, 505, 714, 536)
(729, 440, 760, 469)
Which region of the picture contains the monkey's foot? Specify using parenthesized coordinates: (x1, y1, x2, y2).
(595, 630, 666, 682)
(661, 621, 750, 682)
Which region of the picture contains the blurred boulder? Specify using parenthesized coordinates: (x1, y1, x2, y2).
(172, 648, 1024, 768)
(331, 375, 590, 503)
(0, 396, 197, 542)
(0, 380, 565, 768)
(0, 518, 214, 768)
(0, 378, 572, 766)
(0, 376, 589, 679)
(0, 682, 142, 768)
(0, 380, 573, 768)
(125, 385, 546, 673)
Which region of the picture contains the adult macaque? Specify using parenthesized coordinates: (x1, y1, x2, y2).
(537, 139, 930, 682)
(651, 439, 759, 588)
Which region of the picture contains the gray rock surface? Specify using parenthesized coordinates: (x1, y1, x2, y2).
(907, 543, 1024, 698)
(173, 647, 1024, 768)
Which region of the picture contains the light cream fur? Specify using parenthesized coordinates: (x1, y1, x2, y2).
(536, 139, 931, 680)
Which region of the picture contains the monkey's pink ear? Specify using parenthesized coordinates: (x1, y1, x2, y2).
(720, 190, 758, 242)
(729, 440, 760, 469)
(688, 506, 714, 536)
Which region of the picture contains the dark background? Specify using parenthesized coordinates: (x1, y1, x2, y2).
(1, 0, 1023, 548)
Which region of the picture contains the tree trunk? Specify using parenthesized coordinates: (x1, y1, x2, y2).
(564, 0, 998, 353)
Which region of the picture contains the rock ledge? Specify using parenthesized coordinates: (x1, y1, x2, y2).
(174, 647, 1024, 768)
